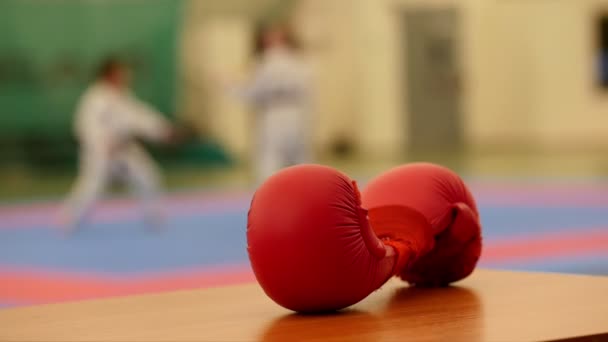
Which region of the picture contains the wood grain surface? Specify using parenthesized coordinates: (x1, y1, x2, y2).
(1, 269, 607, 342)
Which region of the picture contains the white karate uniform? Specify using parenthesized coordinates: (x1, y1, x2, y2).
(233, 47, 314, 183)
(61, 82, 171, 230)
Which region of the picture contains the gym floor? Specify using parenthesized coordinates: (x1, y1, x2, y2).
(1, 152, 607, 308)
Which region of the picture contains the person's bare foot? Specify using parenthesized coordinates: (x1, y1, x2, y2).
(143, 213, 167, 233)
(55, 211, 79, 236)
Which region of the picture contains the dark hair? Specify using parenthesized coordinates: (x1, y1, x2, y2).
(96, 57, 127, 79)
(253, 22, 300, 56)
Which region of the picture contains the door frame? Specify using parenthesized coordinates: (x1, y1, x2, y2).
(396, 2, 467, 154)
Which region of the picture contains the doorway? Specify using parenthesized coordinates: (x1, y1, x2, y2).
(402, 8, 464, 154)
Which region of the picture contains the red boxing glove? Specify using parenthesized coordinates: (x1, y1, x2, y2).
(362, 162, 482, 286)
(247, 164, 400, 313)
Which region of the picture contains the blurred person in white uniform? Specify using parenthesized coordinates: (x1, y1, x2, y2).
(59, 57, 175, 233)
(223, 23, 315, 183)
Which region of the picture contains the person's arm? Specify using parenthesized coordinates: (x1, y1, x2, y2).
(223, 64, 271, 107)
(125, 96, 174, 143)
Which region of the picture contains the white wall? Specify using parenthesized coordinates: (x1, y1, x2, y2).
(180, 0, 364, 160)
(180, 3, 253, 159)
(521, 0, 608, 149)
(293, 0, 361, 154)
(180, 0, 608, 162)
(467, 0, 608, 149)
(348, 0, 608, 152)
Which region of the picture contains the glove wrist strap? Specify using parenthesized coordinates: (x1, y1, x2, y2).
(367, 205, 435, 275)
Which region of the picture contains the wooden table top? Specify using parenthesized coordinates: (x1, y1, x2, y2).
(1, 269, 607, 342)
